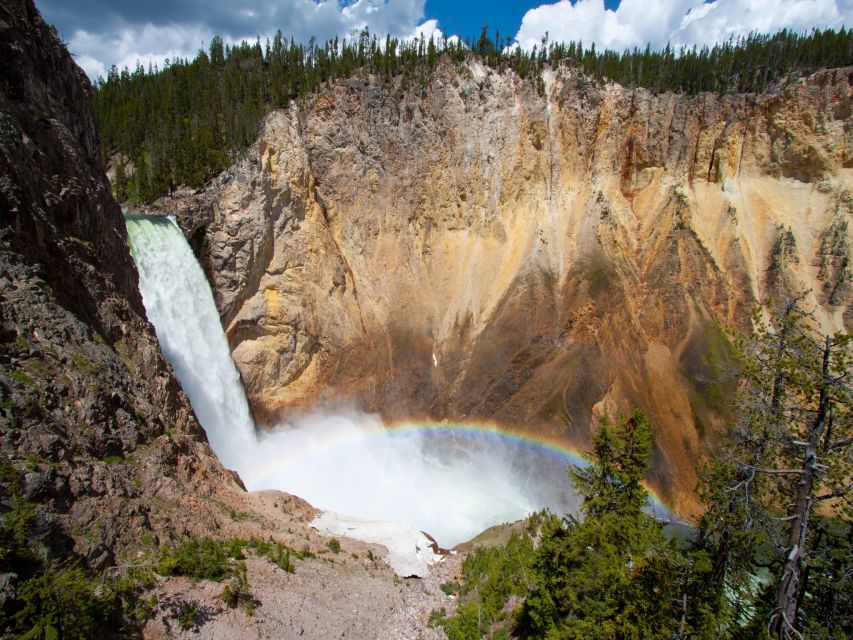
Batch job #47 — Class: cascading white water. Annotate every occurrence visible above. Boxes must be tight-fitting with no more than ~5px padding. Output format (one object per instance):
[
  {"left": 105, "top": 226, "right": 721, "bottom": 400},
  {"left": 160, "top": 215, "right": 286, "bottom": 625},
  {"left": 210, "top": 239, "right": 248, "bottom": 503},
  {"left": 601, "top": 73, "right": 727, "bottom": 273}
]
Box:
[
  {"left": 125, "top": 214, "right": 580, "bottom": 559},
  {"left": 125, "top": 215, "right": 256, "bottom": 469}
]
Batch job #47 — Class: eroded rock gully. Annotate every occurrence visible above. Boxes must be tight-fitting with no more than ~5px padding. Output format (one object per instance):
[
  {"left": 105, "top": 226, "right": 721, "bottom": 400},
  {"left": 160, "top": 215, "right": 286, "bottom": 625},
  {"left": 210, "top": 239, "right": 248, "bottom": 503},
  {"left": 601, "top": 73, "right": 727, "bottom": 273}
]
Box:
[{"left": 154, "top": 64, "right": 853, "bottom": 515}]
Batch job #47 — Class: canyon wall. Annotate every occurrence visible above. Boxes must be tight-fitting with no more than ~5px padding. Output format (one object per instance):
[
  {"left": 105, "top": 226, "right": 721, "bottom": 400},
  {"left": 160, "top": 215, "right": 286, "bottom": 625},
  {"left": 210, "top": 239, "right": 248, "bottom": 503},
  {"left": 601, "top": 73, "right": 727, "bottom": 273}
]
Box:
[{"left": 162, "top": 63, "right": 852, "bottom": 514}]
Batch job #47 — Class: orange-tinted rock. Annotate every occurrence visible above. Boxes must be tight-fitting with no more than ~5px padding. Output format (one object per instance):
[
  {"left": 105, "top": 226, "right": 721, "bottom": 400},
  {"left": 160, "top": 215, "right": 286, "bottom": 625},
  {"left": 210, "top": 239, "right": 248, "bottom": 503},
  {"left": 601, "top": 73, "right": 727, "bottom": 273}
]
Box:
[{"left": 158, "top": 65, "right": 852, "bottom": 517}]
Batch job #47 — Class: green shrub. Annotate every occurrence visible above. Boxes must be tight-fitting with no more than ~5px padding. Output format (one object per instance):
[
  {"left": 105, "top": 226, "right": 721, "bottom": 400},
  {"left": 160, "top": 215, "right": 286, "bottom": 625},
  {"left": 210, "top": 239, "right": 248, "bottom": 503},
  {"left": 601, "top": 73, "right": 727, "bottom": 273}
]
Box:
[
  {"left": 220, "top": 562, "right": 255, "bottom": 615},
  {"left": 108, "top": 566, "right": 157, "bottom": 624},
  {"left": 177, "top": 601, "right": 199, "bottom": 631},
  {"left": 429, "top": 607, "right": 448, "bottom": 628},
  {"left": 441, "top": 532, "right": 534, "bottom": 640},
  {"left": 1, "top": 463, "right": 156, "bottom": 637},
  {"left": 158, "top": 536, "right": 310, "bottom": 583},
  {"left": 12, "top": 563, "right": 112, "bottom": 640},
  {"left": 225, "top": 538, "right": 245, "bottom": 559},
  {"left": 262, "top": 543, "right": 293, "bottom": 573},
  {"left": 157, "top": 538, "right": 233, "bottom": 581},
  {"left": 440, "top": 581, "right": 460, "bottom": 596},
  {"left": 245, "top": 538, "right": 308, "bottom": 571},
  {"left": 70, "top": 353, "right": 94, "bottom": 376},
  {"left": 10, "top": 370, "right": 37, "bottom": 390}
]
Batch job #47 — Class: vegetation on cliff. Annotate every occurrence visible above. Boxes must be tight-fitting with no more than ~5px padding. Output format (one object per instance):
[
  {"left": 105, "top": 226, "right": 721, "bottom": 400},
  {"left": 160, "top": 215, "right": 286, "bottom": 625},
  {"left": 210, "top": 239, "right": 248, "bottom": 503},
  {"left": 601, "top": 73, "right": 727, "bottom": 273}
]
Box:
[
  {"left": 0, "top": 484, "right": 310, "bottom": 638},
  {"left": 92, "top": 27, "right": 852, "bottom": 203},
  {"left": 434, "top": 300, "right": 852, "bottom": 640},
  {"left": 0, "top": 461, "right": 157, "bottom": 637}
]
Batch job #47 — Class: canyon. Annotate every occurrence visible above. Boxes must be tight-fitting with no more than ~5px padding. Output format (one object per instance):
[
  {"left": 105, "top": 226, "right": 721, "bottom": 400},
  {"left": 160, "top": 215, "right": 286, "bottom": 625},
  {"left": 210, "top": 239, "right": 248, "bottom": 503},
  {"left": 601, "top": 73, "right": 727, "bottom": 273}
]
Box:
[
  {"left": 2, "top": 0, "right": 851, "bottom": 633},
  {"left": 149, "top": 63, "right": 852, "bottom": 515}
]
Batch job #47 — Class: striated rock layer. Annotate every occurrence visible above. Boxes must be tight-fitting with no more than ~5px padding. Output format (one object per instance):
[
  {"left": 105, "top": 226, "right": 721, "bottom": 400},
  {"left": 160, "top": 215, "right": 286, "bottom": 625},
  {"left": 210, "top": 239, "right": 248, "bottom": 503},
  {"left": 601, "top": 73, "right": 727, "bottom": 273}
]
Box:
[{"left": 159, "top": 63, "right": 852, "bottom": 515}]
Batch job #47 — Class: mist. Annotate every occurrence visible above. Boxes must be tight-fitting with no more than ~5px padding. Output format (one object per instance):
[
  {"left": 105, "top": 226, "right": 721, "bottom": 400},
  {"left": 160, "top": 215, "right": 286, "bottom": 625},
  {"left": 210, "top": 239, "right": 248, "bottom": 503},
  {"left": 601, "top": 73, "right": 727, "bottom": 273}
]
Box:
[
  {"left": 241, "top": 412, "right": 580, "bottom": 548},
  {"left": 237, "top": 412, "right": 577, "bottom": 548}
]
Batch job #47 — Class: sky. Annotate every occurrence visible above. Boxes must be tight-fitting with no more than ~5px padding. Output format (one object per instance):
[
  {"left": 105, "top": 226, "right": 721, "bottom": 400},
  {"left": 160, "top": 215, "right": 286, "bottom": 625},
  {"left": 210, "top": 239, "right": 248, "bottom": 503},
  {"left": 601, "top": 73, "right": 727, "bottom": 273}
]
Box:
[{"left": 37, "top": 0, "right": 852, "bottom": 81}]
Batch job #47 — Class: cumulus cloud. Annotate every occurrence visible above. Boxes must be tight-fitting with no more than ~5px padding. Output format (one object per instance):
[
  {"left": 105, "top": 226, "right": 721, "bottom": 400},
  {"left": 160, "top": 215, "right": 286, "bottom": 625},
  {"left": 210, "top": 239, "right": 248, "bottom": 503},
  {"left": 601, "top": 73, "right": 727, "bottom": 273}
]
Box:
[
  {"left": 405, "top": 18, "right": 441, "bottom": 41},
  {"left": 67, "top": 23, "right": 215, "bottom": 79},
  {"left": 38, "top": 0, "right": 433, "bottom": 79},
  {"left": 402, "top": 18, "right": 462, "bottom": 46},
  {"left": 514, "top": 0, "right": 851, "bottom": 52}
]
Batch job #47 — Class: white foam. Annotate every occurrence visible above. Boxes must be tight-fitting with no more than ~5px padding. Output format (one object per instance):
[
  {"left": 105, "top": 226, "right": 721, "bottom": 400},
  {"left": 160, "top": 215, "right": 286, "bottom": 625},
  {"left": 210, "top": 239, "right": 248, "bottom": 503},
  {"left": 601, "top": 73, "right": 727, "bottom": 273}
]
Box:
[{"left": 125, "top": 216, "right": 256, "bottom": 469}]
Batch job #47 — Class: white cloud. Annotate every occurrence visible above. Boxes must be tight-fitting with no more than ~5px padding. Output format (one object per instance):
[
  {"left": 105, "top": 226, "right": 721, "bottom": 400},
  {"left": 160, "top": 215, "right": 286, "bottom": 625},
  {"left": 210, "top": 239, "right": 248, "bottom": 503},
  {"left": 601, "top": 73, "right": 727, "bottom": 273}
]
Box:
[
  {"left": 69, "top": 23, "right": 215, "bottom": 80},
  {"left": 72, "top": 53, "right": 109, "bottom": 81},
  {"left": 406, "top": 18, "right": 441, "bottom": 41},
  {"left": 57, "top": 0, "right": 434, "bottom": 80},
  {"left": 514, "top": 0, "right": 851, "bottom": 53},
  {"left": 401, "top": 18, "right": 462, "bottom": 46},
  {"left": 54, "top": 0, "right": 852, "bottom": 80}
]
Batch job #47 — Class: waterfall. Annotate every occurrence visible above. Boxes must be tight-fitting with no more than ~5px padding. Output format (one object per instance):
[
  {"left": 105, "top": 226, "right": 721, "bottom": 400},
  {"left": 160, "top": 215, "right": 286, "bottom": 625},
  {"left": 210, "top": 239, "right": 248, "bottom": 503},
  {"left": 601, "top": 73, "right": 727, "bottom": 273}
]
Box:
[{"left": 124, "top": 215, "right": 256, "bottom": 469}]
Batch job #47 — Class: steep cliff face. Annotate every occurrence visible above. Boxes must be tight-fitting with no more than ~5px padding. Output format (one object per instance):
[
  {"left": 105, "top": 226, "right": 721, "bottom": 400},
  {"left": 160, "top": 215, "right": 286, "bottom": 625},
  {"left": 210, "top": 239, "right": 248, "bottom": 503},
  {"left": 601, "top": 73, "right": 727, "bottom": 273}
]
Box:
[
  {"left": 0, "top": 0, "right": 253, "bottom": 569},
  {"left": 162, "top": 63, "right": 852, "bottom": 513}
]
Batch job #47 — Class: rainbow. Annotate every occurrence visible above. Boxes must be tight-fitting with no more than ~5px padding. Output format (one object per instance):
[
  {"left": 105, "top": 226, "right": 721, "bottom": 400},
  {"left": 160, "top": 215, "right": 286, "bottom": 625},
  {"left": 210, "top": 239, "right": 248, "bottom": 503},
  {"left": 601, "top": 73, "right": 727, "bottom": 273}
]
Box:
[
  {"left": 252, "top": 416, "right": 682, "bottom": 524},
  {"left": 383, "top": 420, "right": 683, "bottom": 523}
]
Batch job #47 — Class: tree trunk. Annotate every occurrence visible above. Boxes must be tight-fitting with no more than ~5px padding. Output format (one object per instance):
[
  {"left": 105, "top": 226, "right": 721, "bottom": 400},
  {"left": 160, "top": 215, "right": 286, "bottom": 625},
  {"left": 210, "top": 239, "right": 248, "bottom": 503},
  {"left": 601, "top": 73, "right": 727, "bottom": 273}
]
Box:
[
  {"left": 712, "top": 312, "right": 792, "bottom": 593},
  {"left": 771, "top": 336, "right": 832, "bottom": 639},
  {"left": 710, "top": 525, "right": 732, "bottom": 590}
]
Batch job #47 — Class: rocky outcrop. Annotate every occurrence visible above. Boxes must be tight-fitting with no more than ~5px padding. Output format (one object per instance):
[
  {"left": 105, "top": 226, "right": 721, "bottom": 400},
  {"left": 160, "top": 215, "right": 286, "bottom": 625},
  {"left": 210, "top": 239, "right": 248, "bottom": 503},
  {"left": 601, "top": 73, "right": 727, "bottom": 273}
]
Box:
[
  {"left": 0, "top": 0, "right": 255, "bottom": 570},
  {"left": 158, "top": 63, "right": 852, "bottom": 515}
]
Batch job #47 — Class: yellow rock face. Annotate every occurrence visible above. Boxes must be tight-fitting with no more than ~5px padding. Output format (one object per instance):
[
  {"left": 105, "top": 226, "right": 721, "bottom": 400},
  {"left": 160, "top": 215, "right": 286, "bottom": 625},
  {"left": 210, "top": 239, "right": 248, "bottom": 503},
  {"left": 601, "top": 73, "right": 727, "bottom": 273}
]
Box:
[{"left": 193, "top": 66, "right": 852, "bottom": 516}]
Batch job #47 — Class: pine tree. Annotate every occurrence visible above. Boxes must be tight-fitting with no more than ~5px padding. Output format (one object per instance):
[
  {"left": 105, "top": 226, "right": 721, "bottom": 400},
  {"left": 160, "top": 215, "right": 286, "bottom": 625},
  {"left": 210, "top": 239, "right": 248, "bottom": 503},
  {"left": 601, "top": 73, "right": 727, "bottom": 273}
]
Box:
[
  {"left": 524, "top": 410, "right": 718, "bottom": 639},
  {"left": 112, "top": 160, "right": 127, "bottom": 201},
  {"left": 701, "top": 296, "right": 852, "bottom": 639}
]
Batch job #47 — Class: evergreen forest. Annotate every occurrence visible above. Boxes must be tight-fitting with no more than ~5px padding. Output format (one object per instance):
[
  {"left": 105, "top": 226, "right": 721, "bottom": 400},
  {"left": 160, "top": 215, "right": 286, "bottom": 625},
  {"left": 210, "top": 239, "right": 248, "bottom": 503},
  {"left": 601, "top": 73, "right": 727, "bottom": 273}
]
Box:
[{"left": 92, "top": 27, "right": 853, "bottom": 204}]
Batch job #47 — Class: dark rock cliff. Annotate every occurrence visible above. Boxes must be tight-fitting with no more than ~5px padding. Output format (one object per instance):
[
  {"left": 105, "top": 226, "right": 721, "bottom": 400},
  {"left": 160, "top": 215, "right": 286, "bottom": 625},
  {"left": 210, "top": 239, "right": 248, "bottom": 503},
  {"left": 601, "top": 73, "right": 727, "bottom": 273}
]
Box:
[{"left": 0, "top": 0, "right": 243, "bottom": 572}]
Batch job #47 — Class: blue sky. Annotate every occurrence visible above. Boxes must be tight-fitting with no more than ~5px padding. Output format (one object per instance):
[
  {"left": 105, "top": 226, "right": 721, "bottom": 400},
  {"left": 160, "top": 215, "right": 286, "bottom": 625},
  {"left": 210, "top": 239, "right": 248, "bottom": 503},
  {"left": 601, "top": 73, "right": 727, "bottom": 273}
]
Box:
[
  {"left": 37, "top": 0, "right": 851, "bottom": 80},
  {"left": 423, "top": 0, "right": 619, "bottom": 42},
  {"left": 425, "top": 1, "right": 551, "bottom": 43}
]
